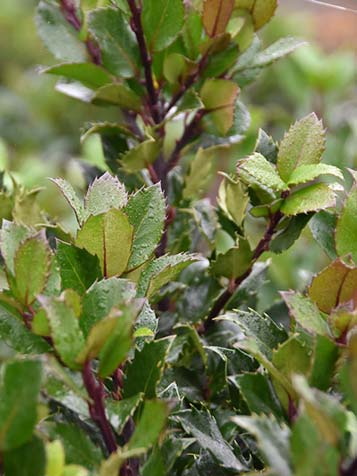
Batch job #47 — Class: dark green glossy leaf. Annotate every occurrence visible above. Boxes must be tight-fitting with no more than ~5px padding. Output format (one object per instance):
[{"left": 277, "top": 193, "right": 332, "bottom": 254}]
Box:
[
  {"left": 309, "top": 211, "right": 337, "bottom": 260},
  {"left": 128, "top": 400, "right": 168, "bottom": 450},
  {"left": 3, "top": 436, "right": 46, "bottom": 476}
]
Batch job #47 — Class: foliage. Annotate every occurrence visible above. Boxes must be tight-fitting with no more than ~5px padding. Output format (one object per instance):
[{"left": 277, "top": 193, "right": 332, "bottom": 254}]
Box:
[{"left": 0, "top": 1, "right": 356, "bottom": 476}]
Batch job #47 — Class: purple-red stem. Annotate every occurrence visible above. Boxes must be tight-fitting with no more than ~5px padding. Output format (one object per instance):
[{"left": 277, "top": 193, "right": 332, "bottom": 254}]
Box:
[{"left": 82, "top": 360, "right": 117, "bottom": 455}]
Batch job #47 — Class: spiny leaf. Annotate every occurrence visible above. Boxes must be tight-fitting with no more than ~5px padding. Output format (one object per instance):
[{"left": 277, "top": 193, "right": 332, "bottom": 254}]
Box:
[
  {"left": 0, "top": 221, "right": 32, "bottom": 274},
  {"left": 137, "top": 254, "right": 201, "bottom": 298},
  {"left": 75, "top": 209, "right": 133, "bottom": 278},
  {"left": 107, "top": 394, "right": 143, "bottom": 434},
  {"left": 202, "top": 0, "right": 234, "bottom": 37},
  {"left": 51, "top": 178, "right": 85, "bottom": 225},
  {"left": 84, "top": 172, "right": 128, "bottom": 218},
  {"left": 281, "top": 184, "right": 335, "bottom": 216},
  {"left": 125, "top": 184, "right": 166, "bottom": 270},
  {"left": 335, "top": 185, "right": 357, "bottom": 263},
  {"left": 142, "top": 0, "right": 185, "bottom": 52},
  {"left": 277, "top": 113, "right": 326, "bottom": 182},
  {"left": 237, "top": 153, "right": 288, "bottom": 192},
  {"left": 287, "top": 164, "right": 343, "bottom": 186}
]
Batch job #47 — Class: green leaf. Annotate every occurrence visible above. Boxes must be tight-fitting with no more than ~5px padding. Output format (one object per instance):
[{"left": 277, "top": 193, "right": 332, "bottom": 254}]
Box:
[
  {"left": 142, "top": 0, "right": 185, "bottom": 52},
  {"left": 80, "top": 277, "right": 135, "bottom": 336},
  {"left": 123, "top": 337, "right": 173, "bottom": 398},
  {"left": 237, "top": 153, "right": 288, "bottom": 192},
  {"left": 137, "top": 254, "right": 200, "bottom": 298},
  {"left": 232, "top": 415, "right": 291, "bottom": 476},
  {"left": 36, "top": 1, "right": 88, "bottom": 62},
  {"left": 217, "top": 175, "right": 249, "bottom": 226},
  {"left": 128, "top": 400, "right": 168, "bottom": 450},
  {"left": 56, "top": 241, "right": 102, "bottom": 295},
  {"left": 92, "top": 83, "right": 142, "bottom": 111},
  {"left": 234, "top": 373, "right": 285, "bottom": 419},
  {"left": 3, "top": 436, "right": 46, "bottom": 476},
  {"left": 251, "top": 0, "right": 278, "bottom": 29},
  {"left": 212, "top": 239, "right": 253, "bottom": 279},
  {"left": 84, "top": 172, "right": 127, "bottom": 218},
  {"left": 0, "top": 221, "right": 32, "bottom": 274},
  {"left": 49, "top": 423, "right": 102, "bottom": 470},
  {"left": 80, "top": 122, "right": 133, "bottom": 144},
  {"left": 201, "top": 79, "right": 239, "bottom": 135},
  {"left": 335, "top": 185, "right": 357, "bottom": 263},
  {"left": 75, "top": 209, "right": 133, "bottom": 278},
  {"left": 126, "top": 184, "right": 166, "bottom": 270},
  {"left": 281, "top": 184, "right": 335, "bottom": 216},
  {"left": 255, "top": 128, "right": 278, "bottom": 164},
  {"left": 272, "top": 336, "right": 311, "bottom": 381},
  {"left": 163, "top": 53, "right": 195, "bottom": 84},
  {"left": 309, "top": 336, "right": 339, "bottom": 391},
  {"left": 270, "top": 214, "right": 312, "bottom": 254},
  {"left": 183, "top": 146, "right": 225, "bottom": 200},
  {"left": 277, "top": 113, "right": 326, "bottom": 182},
  {"left": 42, "top": 63, "right": 112, "bottom": 89},
  {"left": 98, "top": 304, "right": 138, "bottom": 377},
  {"left": 287, "top": 164, "right": 343, "bottom": 186},
  {"left": 179, "top": 408, "right": 246, "bottom": 471},
  {"left": 251, "top": 37, "right": 306, "bottom": 68},
  {"left": 0, "top": 305, "right": 50, "bottom": 354},
  {"left": 46, "top": 440, "right": 65, "bottom": 476},
  {"left": 308, "top": 259, "right": 357, "bottom": 313},
  {"left": 281, "top": 292, "right": 330, "bottom": 336},
  {"left": 107, "top": 393, "right": 143, "bottom": 434},
  {"left": 13, "top": 233, "right": 51, "bottom": 306},
  {"left": 309, "top": 211, "right": 338, "bottom": 260},
  {"left": 40, "top": 295, "right": 85, "bottom": 369},
  {"left": 202, "top": 0, "right": 234, "bottom": 37},
  {"left": 88, "top": 7, "right": 139, "bottom": 78},
  {"left": 0, "top": 359, "right": 42, "bottom": 451},
  {"left": 51, "top": 178, "right": 85, "bottom": 225},
  {"left": 119, "top": 139, "right": 161, "bottom": 173}
]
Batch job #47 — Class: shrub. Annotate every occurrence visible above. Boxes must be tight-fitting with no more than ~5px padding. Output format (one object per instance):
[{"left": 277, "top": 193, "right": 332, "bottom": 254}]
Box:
[{"left": 0, "top": 1, "right": 356, "bottom": 475}]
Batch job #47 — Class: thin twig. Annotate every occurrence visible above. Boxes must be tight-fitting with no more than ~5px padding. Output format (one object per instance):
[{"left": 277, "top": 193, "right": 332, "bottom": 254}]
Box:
[
  {"left": 82, "top": 360, "right": 117, "bottom": 455},
  {"left": 126, "top": 0, "right": 161, "bottom": 124}
]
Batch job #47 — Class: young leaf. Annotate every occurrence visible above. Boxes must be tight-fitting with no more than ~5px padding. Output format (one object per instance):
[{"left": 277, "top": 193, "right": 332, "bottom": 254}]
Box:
[
  {"left": 212, "top": 239, "right": 253, "bottom": 279},
  {"left": 80, "top": 277, "right": 136, "bottom": 336},
  {"left": 201, "top": 79, "right": 239, "bottom": 135},
  {"left": 123, "top": 337, "right": 173, "bottom": 398},
  {"left": 98, "top": 304, "right": 138, "bottom": 378},
  {"left": 255, "top": 128, "right": 278, "bottom": 164},
  {"left": 88, "top": 8, "right": 139, "bottom": 78},
  {"left": 125, "top": 184, "right": 166, "bottom": 270},
  {"left": 217, "top": 176, "right": 249, "bottom": 226},
  {"left": 179, "top": 408, "right": 246, "bottom": 471},
  {"left": 42, "top": 63, "right": 112, "bottom": 89},
  {"left": 128, "top": 400, "right": 168, "bottom": 451},
  {"left": 251, "top": 0, "right": 278, "bottom": 30},
  {"left": 142, "top": 0, "right": 185, "bottom": 52},
  {"left": 272, "top": 336, "right": 311, "bottom": 381},
  {"left": 56, "top": 241, "right": 102, "bottom": 295},
  {"left": 202, "top": 0, "right": 234, "bottom": 37},
  {"left": 281, "top": 292, "right": 330, "bottom": 336},
  {"left": 75, "top": 209, "right": 133, "bottom": 278},
  {"left": 287, "top": 164, "right": 343, "bottom": 186},
  {"left": 335, "top": 185, "right": 357, "bottom": 263},
  {"left": 119, "top": 139, "right": 161, "bottom": 173},
  {"left": 51, "top": 178, "right": 85, "bottom": 225},
  {"left": 13, "top": 233, "right": 51, "bottom": 306},
  {"left": 281, "top": 184, "right": 335, "bottom": 216},
  {"left": 84, "top": 172, "right": 128, "bottom": 218},
  {"left": 40, "top": 295, "right": 85, "bottom": 369},
  {"left": 36, "top": 1, "right": 88, "bottom": 62},
  {"left": 308, "top": 259, "right": 357, "bottom": 313},
  {"left": 0, "top": 360, "right": 42, "bottom": 451},
  {"left": 277, "top": 113, "right": 326, "bottom": 182},
  {"left": 137, "top": 254, "right": 200, "bottom": 298},
  {"left": 237, "top": 153, "right": 288, "bottom": 192},
  {"left": 232, "top": 415, "right": 292, "bottom": 476}
]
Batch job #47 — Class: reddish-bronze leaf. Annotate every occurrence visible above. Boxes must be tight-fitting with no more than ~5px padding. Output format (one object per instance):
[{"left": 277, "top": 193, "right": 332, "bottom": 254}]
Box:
[{"left": 203, "top": 0, "right": 234, "bottom": 37}]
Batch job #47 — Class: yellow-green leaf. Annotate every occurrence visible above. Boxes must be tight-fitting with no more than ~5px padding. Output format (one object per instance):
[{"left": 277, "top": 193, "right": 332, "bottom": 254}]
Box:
[{"left": 335, "top": 186, "right": 357, "bottom": 263}]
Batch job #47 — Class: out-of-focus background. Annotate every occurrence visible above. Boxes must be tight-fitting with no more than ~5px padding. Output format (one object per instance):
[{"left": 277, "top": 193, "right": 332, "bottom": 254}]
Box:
[{"left": 0, "top": 0, "right": 356, "bottom": 309}]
